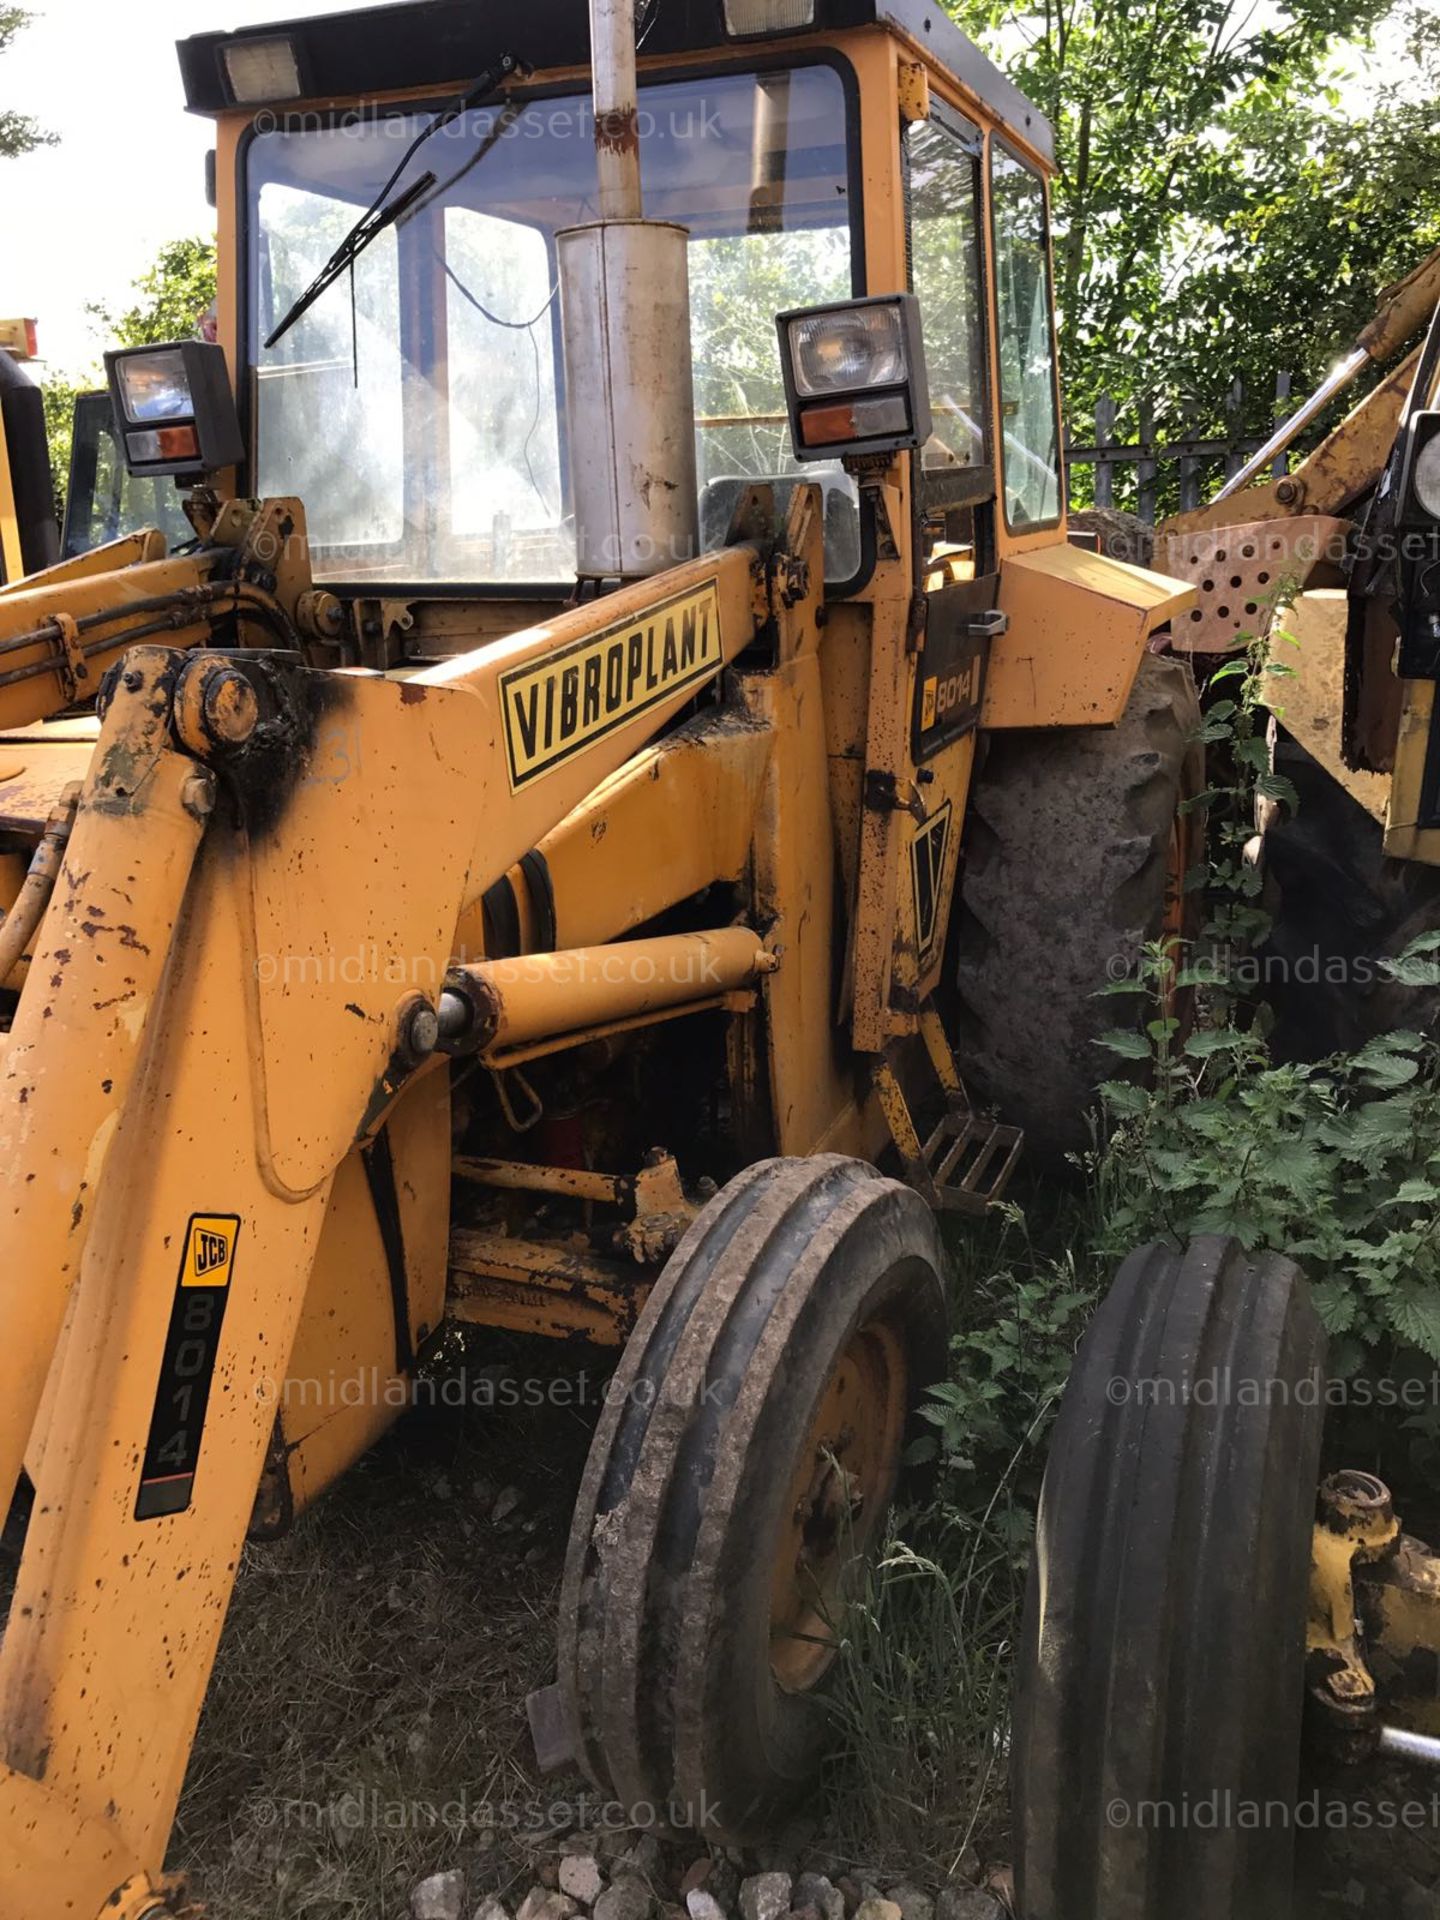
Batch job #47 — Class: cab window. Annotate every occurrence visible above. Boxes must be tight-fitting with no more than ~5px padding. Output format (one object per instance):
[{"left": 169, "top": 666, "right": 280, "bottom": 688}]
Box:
[
  {"left": 907, "top": 107, "right": 987, "bottom": 476},
  {"left": 990, "top": 143, "right": 1061, "bottom": 529},
  {"left": 62, "top": 391, "right": 196, "bottom": 559}
]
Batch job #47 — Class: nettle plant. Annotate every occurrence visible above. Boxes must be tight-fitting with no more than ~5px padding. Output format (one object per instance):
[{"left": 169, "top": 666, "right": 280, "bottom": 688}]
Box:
[
  {"left": 1089, "top": 622, "right": 1440, "bottom": 1377},
  {"left": 1093, "top": 982, "right": 1440, "bottom": 1374}
]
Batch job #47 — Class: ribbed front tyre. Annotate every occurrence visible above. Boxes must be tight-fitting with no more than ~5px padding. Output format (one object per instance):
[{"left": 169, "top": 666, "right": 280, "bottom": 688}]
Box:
[
  {"left": 557, "top": 1154, "right": 948, "bottom": 1843},
  {"left": 1013, "top": 1236, "right": 1326, "bottom": 1920}
]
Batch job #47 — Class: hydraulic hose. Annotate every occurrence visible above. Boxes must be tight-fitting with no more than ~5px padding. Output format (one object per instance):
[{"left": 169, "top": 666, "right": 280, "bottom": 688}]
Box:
[{"left": 0, "top": 782, "right": 80, "bottom": 989}]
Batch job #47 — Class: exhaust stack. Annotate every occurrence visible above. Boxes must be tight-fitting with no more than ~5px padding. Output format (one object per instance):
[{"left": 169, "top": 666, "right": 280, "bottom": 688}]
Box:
[{"left": 558, "top": 0, "right": 699, "bottom": 581}]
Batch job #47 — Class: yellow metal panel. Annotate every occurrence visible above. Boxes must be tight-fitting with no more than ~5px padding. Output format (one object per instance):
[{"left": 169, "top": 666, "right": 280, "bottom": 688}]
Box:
[
  {"left": 3, "top": 530, "right": 167, "bottom": 597},
  {"left": 0, "top": 823, "right": 340, "bottom": 1865},
  {"left": 983, "top": 542, "right": 1197, "bottom": 728},
  {"left": 414, "top": 544, "right": 760, "bottom": 910},
  {"left": 1384, "top": 678, "right": 1440, "bottom": 866},
  {"left": 1270, "top": 591, "right": 1388, "bottom": 822},
  {"left": 246, "top": 674, "right": 481, "bottom": 1196},
  {"left": 0, "top": 1762, "right": 150, "bottom": 1920},
  {"left": 277, "top": 1065, "right": 451, "bottom": 1517},
  {"left": 1155, "top": 513, "right": 1348, "bottom": 656},
  {"left": 0, "top": 400, "right": 22, "bottom": 586},
  {"left": 477, "top": 712, "right": 771, "bottom": 954},
  {"left": 739, "top": 652, "right": 862, "bottom": 1155},
  {"left": 0, "top": 739, "right": 98, "bottom": 835},
  {"left": 0, "top": 676, "right": 487, "bottom": 1879},
  {"left": 0, "top": 653, "right": 210, "bottom": 1517}
]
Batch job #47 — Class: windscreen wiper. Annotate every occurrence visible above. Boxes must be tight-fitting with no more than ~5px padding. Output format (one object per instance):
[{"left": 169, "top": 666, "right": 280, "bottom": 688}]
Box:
[{"left": 264, "top": 52, "right": 526, "bottom": 351}]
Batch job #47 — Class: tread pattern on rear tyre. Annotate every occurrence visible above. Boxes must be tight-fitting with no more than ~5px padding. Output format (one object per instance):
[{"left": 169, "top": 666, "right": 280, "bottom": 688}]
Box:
[
  {"left": 1013, "top": 1235, "right": 1326, "bottom": 1920},
  {"left": 954, "top": 653, "right": 1202, "bottom": 1155},
  {"left": 557, "top": 1154, "right": 947, "bottom": 1843}
]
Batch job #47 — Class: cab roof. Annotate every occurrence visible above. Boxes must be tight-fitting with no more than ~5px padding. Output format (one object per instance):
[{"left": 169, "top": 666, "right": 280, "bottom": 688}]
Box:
[{"left": 177, "top": 0, "right": 1053, "bottom": 164}]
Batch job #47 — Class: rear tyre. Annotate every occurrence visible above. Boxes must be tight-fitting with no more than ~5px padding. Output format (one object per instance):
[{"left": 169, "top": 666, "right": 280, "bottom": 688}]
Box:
[
  {"left": 1260, "top": 727, "right": 1440, "bottom": 1055},
  {"left": 953, "top": 653, "right": 1203, "bottom": 1156},
  {"left": 557, "top": 1154, "right": 948, "bottom": 1842},
  {"left": 1013, "top": 1235, "right": 1326, "bottom": 1920}
]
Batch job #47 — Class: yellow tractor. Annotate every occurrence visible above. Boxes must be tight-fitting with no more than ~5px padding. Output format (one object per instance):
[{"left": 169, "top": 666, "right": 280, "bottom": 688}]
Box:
[{"left": 0, "top": 0, "right": 1399, "bottom": 1916}]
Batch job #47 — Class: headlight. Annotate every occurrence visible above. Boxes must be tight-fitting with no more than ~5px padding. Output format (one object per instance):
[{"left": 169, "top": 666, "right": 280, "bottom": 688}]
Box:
[
  {"left": 117, "top": 349, "right": 193, "bottom": 424},
  {"left": 787, "top": 304, "right": 909, "bottom": 397},
  {"left": 1414, "top": 432, "right": 1440, "bottom": 521},
  {"left": 223, "top": 37, "right": 302, "bottom": 104},
  {"left": 1400, "top": 412, "right": 1440, "bottom": 527},
  {"left": 776, "top": 294, "right": 931, "bottom": 463},
  {"left": 105, "top": 341, "right": 244, "bottom": 478},
  {"left": 722, "top": 0, "right": 815, "bottom": 36}
]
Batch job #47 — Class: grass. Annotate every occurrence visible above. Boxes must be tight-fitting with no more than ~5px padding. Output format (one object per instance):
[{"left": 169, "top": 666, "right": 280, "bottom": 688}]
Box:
[{"left": 819, "top": 1184, "right": 1103, "bottom": 1881}]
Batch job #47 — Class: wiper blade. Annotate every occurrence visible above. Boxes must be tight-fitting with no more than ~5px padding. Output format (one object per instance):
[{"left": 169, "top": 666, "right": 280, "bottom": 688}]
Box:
[
  {"left": 264, "top": 172, "right": 435, "bottom": 349},
  {"left": 264, "top": 51, "right": 526, "bottom": 351}
]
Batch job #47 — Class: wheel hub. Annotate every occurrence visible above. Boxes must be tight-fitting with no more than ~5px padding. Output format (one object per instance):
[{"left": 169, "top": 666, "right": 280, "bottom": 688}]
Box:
[{"left": 768, "top": 1322, "right": 906, "bottom": 1694}]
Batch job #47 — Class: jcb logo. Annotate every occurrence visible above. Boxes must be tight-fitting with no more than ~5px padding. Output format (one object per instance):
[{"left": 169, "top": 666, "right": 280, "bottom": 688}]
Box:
[
  {"left": 181, "top": 1214, "right": 240, "bottom": 1290},
  {"left": 922, "top": 663, "right": 981, "bottom": 731},
  {"left": 910, "top": 801, "right": 954, "bottom": 963},
  {"left": 193, "top": 1230, "right": 229, "bottom": 1277}
]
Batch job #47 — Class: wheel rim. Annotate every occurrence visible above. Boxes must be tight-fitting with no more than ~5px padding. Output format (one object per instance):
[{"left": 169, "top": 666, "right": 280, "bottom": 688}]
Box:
[{"left": 767, "top": 1318, "right": 908, "bottom": 1694}]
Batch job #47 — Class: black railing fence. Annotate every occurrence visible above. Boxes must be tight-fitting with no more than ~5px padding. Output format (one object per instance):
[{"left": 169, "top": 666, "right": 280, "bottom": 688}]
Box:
[{"left": 1065, "top": 372, "right": 1295, "bottom": 523}]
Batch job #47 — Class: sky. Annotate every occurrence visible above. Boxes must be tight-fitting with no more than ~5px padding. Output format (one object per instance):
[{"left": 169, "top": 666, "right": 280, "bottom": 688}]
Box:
[
  {"left": 0, "top": 0, "right": 1415, "bottom": 381},
  {"left": 0, "top": 0, "right": 360, "bottom": 377}
]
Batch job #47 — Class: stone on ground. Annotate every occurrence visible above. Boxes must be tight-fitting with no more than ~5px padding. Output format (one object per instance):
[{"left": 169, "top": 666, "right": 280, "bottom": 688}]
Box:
[
  {"left": 594, "top": 1874, "right": 656, "bottom": 1920},
  {"left": 739, "top": 1873, "right": 793, "bottom": 1920},
  {"left": 559, "top": 1855, "right": 606, "bottom": 1905},
  {"left": 793, "top": 1875, "right": 845, "bottom": 1920},
  {"left": 412, "top": 1872, "right": 467, "bottom": 1920},
  {"left": 934, "top": 1893, "right": 1004, "bottom": 1920}
]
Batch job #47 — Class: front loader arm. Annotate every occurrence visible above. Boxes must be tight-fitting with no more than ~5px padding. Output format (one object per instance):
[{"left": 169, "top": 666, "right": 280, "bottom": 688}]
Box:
[
  {"left": 0, "top": 535, "right": 766, "bottom": 1918},
  {"left": 0, "top": 498, "right": 323, "bottom": 731}
]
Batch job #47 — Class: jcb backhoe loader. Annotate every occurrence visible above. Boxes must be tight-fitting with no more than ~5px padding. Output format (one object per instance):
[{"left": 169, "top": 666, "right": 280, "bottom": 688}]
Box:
[
  {"left": 1150, "top": 246, "right": 1440, "bottom": 1053},
  {"left": 0, "top": 1, "right": 1325, "bottom": 1916}
]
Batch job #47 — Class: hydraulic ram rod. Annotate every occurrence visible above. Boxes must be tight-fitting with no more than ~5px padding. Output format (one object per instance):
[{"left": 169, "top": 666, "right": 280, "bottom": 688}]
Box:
[
  {"left": 1216, "top": 244, "right": 1440, "bottom": 503},
  {"left": 441, "top": 927, "right": 775, "bottom": 1055}
]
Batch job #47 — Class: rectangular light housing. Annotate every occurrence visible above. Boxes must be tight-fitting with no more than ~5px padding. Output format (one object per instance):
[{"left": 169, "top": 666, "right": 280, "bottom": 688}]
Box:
[
  {"left": 723, "top": 0, "right": 815, "bottom": 34},
  {"left": 0, "top": 317, "right": 37, "bottom": 360},
  {"left": 105, "top": 341, "right": 244, "bottom": 479},
  {"left": 1398, "top": 411, "right": 1440, "bottom": 528},
  {"left": 222, "top": 36, "right": 302, "bottom": 104},
  {"left": 776, "top": 293, "right": 931, "bottom": 463}
]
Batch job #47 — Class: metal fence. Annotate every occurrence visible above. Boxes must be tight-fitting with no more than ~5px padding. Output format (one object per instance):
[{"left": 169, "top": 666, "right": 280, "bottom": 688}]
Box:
[{"left": 1064, "top": 372, "right": 1295, "bottom": 522}]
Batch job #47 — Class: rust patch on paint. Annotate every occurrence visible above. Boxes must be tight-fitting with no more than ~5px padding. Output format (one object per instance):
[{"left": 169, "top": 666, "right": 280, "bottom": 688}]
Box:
[{"left": 595, "top": 104, "right": 639, "bottom": 155}]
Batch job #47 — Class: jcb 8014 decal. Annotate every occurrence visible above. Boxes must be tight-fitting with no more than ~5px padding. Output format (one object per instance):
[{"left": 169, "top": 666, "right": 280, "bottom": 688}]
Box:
[{"left": 135, "top": 1213, "right": 241, "bottom": 1521}]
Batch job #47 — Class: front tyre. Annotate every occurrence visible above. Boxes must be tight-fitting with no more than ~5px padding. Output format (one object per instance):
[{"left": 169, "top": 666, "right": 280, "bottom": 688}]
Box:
[{"left": 557, "top": 1154, "right": 948, "bottom": 1843}]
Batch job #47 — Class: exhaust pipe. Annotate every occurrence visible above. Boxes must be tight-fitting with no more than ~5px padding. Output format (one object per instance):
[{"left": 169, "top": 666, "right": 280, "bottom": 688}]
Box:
[{"left": 557, "top": 0, "right": 699, "bottom": 581}]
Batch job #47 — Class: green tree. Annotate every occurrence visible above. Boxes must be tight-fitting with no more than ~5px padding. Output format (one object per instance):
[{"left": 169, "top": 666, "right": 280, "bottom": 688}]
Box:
[
  {"left": 89, "top": 236, "right": 217, "bottom": 349},
  {"left": 0, "top": 6, "right": 53, "bottom": 158},
  {"left": 40, "top": 372, "right": 79, "bottom": 506},
  {"left": 44, "top": 236, "right": 218, "bottom": 514},
  {"left": 947, "top": 0, "right": 1440, "bottom": 498}
]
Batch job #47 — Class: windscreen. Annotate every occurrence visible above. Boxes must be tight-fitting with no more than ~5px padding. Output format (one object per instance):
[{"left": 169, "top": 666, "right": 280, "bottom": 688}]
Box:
[{"left": 245, "top": 64, "right": 860, "bottom": 587}]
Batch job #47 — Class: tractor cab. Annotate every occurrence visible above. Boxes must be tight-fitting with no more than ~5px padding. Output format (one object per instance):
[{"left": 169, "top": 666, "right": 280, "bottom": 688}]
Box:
[{"left": 116, "top": 0, "right": 1070, "bottom": 649}]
